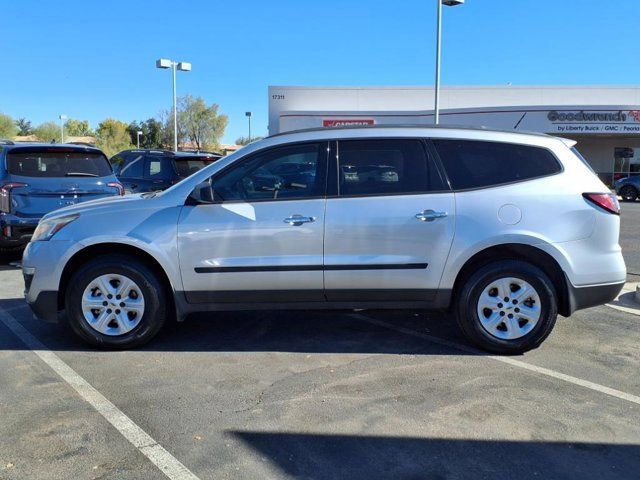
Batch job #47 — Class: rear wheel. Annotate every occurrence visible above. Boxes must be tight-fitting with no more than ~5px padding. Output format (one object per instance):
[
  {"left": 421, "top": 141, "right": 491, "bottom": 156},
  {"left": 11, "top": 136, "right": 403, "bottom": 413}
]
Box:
[
  {"left": 620, "top": 185, "right": 637, "bottom": 202},
  {"left": 65, "top": 255, "right": 167, "bottom": 349},
  {"left": 455, "top": 260, "right": 557, "bottom": 354}
]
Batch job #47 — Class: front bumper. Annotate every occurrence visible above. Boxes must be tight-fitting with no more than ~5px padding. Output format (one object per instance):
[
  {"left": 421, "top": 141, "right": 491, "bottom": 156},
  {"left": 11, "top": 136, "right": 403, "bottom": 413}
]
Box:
[
  {"left": 26, "top": 290, "right": 59, "bottom": 323},
  {"left": 566, "top": 280, "right": 625, "bottom": 315},
  {"left": 23, "top": 239, "right": 77, "bottom": 323}
]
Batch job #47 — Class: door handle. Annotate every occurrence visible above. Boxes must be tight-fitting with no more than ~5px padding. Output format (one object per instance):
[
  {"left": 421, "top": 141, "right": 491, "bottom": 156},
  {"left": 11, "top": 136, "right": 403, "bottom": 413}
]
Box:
[
  {"left": 415, "top": 210, "right": 447, "bottom": 222},
  {"left": 284, "top": 214, "right": 316, "bottom": 226}
]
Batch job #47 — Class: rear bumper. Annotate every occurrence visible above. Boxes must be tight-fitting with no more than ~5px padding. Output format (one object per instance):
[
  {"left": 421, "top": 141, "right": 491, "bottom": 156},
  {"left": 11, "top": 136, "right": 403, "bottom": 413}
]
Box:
[
  {"left": 0, "top": 214, "right": 39, "bottom": 245},
  {"left": 566, "top": 279, "right": 625, "bottom": 315}
]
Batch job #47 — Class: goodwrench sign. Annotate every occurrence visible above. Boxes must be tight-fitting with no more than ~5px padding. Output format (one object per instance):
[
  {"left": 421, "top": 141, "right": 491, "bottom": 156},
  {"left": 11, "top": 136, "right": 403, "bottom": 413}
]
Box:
[{"left": 546, "top": 110, "right": 640, "bottom": 133}]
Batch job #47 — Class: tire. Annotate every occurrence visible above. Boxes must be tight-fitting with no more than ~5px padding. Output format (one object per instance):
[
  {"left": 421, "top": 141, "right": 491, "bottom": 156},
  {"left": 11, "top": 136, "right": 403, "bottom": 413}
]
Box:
[
  {"left": 64, "top": 254, "right": 168, "bottom": 349},
  {"left": 455, "top": 259, "right": 558, "bottom": 354},
  {"left": 619, "top": 185, "right": 637, "bottom": 202}
]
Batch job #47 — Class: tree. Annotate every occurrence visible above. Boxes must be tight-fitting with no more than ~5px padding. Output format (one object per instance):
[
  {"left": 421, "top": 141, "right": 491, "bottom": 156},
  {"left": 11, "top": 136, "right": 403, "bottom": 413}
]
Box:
[
  {"left": 159, "top": 107, "right": 187, "bottom": 149},
  {"left": 33, "top": 121, "right": 61, "bottom": 143},
  {"left": 64, "top": 118, "right": 93, "bottom": 137},
  {"left": 126, "top": 118, "right": 164, "bottom": 149},
  {"left": 0, "top": 113, "right": 17, "bottom": 139},
  {"left": 126, "top": 121, "right": 141, "bottom": 146},
  {"left": 141, "top": 118, "right": 163, "bottom": 149},
  {"left": 235, "top": 135, "right": 264, "bottom": 146},
  {"left": 15, "top": 118, "right": 33, "bottom": 136},
  {"left": 177, "top": 95, "right": 228, "bottom": 151},
  {"left": 95, "top": 118, "right": 133, "bottom": 157}
]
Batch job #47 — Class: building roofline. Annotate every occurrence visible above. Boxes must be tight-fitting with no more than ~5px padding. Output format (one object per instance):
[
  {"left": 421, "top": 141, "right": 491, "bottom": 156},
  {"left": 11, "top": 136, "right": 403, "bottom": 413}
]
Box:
[{"left": 270, "top": 85, "right": 640, "bottom": 91}]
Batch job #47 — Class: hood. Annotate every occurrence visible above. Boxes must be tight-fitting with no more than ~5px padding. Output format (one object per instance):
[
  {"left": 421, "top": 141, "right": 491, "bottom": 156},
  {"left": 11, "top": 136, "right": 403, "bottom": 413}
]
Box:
[{"left": 41, "top": 193, "right": 147, "bottom": 221}]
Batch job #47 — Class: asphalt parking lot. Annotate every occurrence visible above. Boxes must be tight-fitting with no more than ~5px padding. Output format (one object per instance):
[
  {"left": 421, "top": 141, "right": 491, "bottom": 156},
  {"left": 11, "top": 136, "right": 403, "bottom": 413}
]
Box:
[{"left": 1, "top": 204, "right": 640, "bottom": 480}]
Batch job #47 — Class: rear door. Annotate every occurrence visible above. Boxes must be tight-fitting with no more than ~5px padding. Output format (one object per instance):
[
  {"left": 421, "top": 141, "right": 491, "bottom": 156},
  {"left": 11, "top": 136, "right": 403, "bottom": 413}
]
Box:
[
  {"left": 5, "top": 147, "right": 119, "bottom": 216},
  {"left": 323, "top": 138, "right": 455, "bottom": 302},
  {"left": 145, "top": 154, "right": 174, "bottom": 191}
]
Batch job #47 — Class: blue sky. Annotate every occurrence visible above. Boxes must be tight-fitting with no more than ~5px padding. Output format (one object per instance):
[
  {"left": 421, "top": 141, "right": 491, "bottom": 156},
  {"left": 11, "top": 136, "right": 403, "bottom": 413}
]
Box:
[{"left": 2, "top": 0, "right": 638, "bottom": 144}]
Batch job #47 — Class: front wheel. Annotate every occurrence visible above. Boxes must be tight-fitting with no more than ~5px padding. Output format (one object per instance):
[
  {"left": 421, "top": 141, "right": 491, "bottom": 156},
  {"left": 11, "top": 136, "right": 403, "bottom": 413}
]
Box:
[
  {"left": 455, "top": 260, "right": 558, "bottom": 354},
  {"left": 65, "top": 255, "right": 168, "bottom": 349}
]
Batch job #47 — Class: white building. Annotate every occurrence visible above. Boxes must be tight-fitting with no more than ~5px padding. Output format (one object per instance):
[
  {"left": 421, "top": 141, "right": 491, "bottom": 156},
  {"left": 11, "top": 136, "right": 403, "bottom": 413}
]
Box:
[{"left": 268, "top": 85, "right": 640, "bottom": 185}]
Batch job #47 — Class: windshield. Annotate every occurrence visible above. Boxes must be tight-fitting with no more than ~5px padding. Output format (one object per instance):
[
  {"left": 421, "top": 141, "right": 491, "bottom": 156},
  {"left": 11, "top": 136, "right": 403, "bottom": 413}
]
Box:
[
  {"left": 174, "top": 157, "right": 217, "bottom": 178},
  {"left": 7, "top": 149, "right": 113, "bottom": 178}
]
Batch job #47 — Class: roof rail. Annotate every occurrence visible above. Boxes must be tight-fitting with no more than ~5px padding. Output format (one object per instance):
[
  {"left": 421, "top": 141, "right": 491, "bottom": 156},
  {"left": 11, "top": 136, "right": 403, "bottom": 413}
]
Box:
[
  {"left": 0, "top": 139, "right": 15, "bottom": 145},
  {"left": 268, "top": 123, "right": 552, "bottom": 139}
]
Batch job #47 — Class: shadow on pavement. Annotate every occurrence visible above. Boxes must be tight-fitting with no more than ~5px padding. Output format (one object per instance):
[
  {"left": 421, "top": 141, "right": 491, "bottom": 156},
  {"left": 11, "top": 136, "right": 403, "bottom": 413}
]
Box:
[
  {"left": 0, "top": 250, "right": 22, "bottom": 271},
  {"left": 0, "top": 296, "right": 475, "bottom": 356},
  {"left": 231, "top": 430, "right": 640, "bottom": 480}
]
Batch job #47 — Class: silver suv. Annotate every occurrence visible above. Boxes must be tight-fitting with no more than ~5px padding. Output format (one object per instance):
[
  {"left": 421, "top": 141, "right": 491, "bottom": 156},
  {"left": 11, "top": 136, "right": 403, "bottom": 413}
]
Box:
[{"left": 22, "top": 126, "right": 626, "bottom": 353}]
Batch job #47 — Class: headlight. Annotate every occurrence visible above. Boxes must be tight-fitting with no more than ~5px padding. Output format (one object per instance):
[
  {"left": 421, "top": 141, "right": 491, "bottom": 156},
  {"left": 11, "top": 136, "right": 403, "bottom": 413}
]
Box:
[{"left": 31, "top": 214, "right": 79, "bottom": 242}]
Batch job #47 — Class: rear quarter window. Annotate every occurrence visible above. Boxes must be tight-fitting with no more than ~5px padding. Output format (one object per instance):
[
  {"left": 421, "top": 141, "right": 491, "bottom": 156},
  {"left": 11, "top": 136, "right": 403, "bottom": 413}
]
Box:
[{"left": 432, "top": 139, "right": 562, "bottom": 190}]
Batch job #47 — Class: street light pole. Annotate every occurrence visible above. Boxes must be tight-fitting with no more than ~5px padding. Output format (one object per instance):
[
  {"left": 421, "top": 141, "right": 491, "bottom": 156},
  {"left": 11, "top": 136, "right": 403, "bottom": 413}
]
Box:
[
  {"left": 58, "top": 115, "right": 67, "bottom": 143},
  {"left": 434, "top": 0, "right": 443, "bottom": 125},
  {"left": 136, "top": 130, "right": 143, "bottom": 149},
  {"left": 434, "top": 0, "right": 464, "bottom": 125},
  {"left": 246, "top": 112, "right": 252, "bottom": 143},
  {"left": 156, "top": 58, "right": 191, "bottom": 152},
  {"left": 172, "top": 63, "right": 177, "bottom": 152}
]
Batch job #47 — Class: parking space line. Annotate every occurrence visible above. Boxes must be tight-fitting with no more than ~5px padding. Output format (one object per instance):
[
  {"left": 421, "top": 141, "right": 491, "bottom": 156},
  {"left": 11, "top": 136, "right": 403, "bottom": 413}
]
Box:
[
  {"left": 0, "top": 309, "right": 201, "bottom": 480},
  {"left": 351, "top": 313, "right": 640, "bottom": 406}
]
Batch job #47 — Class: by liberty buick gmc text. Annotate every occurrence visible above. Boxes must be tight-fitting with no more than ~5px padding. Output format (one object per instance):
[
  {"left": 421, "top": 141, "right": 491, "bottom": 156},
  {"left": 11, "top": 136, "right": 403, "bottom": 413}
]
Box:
[{"left": 22, "top": 126, "right": 626, "bottom": 354}]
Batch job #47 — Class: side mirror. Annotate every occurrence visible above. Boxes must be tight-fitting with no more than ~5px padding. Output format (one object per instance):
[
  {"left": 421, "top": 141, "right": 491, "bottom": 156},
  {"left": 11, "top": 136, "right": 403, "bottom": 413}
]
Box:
[{"left": 189, "top": 179, "right": 215, "bottom": 204}]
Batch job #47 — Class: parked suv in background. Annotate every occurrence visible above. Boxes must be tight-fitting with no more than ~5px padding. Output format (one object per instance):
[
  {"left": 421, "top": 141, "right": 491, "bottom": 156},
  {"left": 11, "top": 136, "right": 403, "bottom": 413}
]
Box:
[
  {"left": 23, "top": 126, "right": 626, "bottom": 353},
  {"left": 0, "top": 142, "right": 122, "bottom": 252},
  {"left": 110, "top": 149, "right": 221, "bottom": 193},
  {"left": 614, "top": 175, "right": 640, "bottom": 202}
]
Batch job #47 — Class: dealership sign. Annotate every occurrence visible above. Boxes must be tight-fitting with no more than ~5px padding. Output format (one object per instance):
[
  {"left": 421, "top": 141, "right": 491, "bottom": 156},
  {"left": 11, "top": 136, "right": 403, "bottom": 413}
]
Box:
[
  {"left": 546, "top": 110, "right": 640, "bottom": 133},
  {"left": 323, "top": 119, "right": 375, "bottom": 127}
]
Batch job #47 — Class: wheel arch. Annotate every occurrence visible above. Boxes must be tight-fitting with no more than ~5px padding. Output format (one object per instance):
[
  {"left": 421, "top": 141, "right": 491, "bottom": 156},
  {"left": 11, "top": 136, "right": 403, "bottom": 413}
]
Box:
[
  {"left": 450, "top": 243, "right": 571, "bottom": 317},
  {"left": 58, "top": 242, "right": 176, "bottom": 315},
  {"left": 619, "top": 183, "right": 639, "bottom": 197}
]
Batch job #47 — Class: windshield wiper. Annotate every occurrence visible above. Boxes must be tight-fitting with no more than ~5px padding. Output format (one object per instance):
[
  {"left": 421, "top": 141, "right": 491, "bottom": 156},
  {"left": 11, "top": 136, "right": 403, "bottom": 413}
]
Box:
[{"left": 65, "top": 172, "right": 98, "bottom": 177}]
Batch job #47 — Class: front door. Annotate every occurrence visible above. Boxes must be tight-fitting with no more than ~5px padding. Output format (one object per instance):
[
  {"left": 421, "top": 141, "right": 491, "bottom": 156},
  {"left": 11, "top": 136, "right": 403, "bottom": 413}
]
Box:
[
  {"left": 178, "top": 142, "right": 328, "bottom": 303},
  {"left": 324, "top": 138, "right": 455, "bottom": 302}
]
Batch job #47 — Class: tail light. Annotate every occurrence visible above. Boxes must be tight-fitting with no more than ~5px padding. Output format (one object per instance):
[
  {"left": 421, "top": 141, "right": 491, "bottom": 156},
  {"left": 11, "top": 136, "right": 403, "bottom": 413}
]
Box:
[
  {"left": 107, "top": 182, "right": 125, "bottom": 196},
  {"left": 583, "top": 192, "right": 620, "bottom": 215},
  {"left": 0, "top": 182, "right": 28, "bottom": 213}
]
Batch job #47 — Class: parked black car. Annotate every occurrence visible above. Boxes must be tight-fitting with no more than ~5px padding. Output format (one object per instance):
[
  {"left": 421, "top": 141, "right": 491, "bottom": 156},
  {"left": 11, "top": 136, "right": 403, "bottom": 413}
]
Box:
[
  {"left": 614, "top": 175, "right": 640, "bottom": 202},
  {"left": 110, "top": 149, "right": 222, "bottom": 193}
]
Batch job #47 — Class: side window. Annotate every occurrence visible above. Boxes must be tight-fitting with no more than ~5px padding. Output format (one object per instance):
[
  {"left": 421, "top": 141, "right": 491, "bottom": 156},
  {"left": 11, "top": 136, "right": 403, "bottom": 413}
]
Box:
[
  {"left": 119, "top": 154, "right": 144, "bottom": 178},
  {"left": 432, "top": 139, "right": 562, "bottom": 190},
  {"left": 110, "top": 154, "right": 124, "bottom": 174},
  {"left": 145, "top": 156, "right": 173, "bottom": 179},
  {"left": 212, "top": 143, "right": 326, "bottom": 202},
  {"left": 336, "top": 139, "right": 445, "bottom": 196}
]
